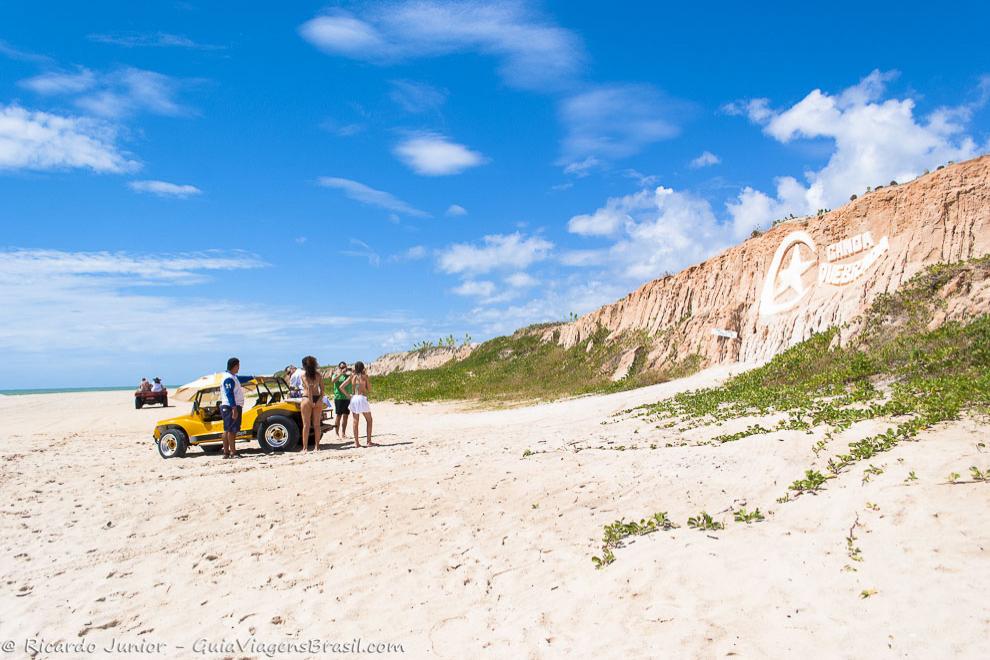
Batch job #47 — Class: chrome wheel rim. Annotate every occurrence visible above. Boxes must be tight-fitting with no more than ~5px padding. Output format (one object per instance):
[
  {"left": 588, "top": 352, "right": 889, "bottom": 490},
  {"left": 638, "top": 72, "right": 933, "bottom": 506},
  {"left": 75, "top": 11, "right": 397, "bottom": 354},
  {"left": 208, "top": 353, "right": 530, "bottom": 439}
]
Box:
[
  {"left": 265, "top": 423, "right": 289, "bottom": 448},
  {"left": 160, "top": 432, "right": 178, "bottom": 457}
]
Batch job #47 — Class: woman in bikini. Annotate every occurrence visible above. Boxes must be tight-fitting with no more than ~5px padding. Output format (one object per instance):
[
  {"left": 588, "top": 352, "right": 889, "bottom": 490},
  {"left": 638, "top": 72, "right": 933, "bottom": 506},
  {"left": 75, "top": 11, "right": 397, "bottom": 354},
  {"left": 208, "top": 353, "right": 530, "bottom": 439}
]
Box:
[
  {"left": 339, "top": 361, "right": 373, "bottom": 448},
  {"left": 299, "top": 355, "right": 324, "bottom": 453}
]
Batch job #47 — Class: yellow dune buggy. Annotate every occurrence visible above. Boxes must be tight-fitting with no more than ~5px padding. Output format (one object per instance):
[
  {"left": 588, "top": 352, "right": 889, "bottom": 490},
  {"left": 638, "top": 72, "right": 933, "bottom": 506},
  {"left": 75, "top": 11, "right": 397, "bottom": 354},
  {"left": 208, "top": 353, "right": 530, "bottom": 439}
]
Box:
[{"left": 152, "top": 374, "right": 331, "bottom": 458}]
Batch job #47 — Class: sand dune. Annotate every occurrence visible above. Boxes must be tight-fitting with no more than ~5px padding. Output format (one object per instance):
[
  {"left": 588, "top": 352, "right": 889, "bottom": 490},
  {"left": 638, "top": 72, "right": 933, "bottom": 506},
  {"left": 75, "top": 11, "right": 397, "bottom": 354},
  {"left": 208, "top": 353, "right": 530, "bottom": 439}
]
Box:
[{"left": 1, "top": 368, "right": 988, "bottom": 659}]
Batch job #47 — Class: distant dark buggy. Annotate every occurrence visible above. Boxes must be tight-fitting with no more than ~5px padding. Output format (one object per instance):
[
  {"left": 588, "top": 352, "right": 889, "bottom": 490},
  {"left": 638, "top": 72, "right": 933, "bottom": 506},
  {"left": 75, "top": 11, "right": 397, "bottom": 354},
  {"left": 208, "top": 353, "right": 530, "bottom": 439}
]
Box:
[{"left": 135, "top": 389, "right": 168, "bottom": 409}]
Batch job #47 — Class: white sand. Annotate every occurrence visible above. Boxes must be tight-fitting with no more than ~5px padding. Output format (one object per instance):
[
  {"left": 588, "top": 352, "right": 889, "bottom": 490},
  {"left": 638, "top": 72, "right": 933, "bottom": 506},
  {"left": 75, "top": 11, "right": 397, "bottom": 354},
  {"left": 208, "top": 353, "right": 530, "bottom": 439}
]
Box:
[{"left": 1, "top": 365, "right": 988, "bottom": 659}]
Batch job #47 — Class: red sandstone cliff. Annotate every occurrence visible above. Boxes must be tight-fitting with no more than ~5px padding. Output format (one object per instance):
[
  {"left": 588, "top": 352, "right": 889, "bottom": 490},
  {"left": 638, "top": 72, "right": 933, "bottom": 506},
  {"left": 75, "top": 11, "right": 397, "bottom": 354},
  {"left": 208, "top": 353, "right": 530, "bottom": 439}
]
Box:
[{"left": 556, "top": 155, "right": 990, "bottom": 370}]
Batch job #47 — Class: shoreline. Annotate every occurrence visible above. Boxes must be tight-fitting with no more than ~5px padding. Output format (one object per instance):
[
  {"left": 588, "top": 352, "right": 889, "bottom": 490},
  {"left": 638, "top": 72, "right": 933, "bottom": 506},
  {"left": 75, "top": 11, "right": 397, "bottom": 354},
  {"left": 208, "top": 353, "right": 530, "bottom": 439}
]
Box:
[{"left": 0, "top": 386, "right": 134, "bottom": 396}]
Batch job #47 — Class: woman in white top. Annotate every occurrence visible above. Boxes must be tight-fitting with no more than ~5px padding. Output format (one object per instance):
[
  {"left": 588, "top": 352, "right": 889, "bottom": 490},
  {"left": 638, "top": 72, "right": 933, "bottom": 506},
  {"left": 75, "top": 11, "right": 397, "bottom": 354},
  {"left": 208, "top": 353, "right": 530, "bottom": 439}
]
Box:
[{"left": 338, "top": 361, "right": 373, "bottom": 448}]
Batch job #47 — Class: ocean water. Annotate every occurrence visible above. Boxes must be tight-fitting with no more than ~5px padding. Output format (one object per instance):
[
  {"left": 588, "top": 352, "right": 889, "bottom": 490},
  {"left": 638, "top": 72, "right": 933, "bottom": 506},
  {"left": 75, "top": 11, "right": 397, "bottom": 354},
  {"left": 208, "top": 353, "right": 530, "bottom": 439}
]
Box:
[{"left": 0, "top": 386, "right": 134, "bottom": 396}]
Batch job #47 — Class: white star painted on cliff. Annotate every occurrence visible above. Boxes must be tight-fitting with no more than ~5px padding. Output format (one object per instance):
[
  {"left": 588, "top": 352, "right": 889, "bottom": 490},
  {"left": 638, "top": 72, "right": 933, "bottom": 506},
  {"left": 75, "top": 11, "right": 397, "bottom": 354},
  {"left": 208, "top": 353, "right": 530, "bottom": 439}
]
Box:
[{"left": 774, "top": 244, "right": 815, "bottom": 298}]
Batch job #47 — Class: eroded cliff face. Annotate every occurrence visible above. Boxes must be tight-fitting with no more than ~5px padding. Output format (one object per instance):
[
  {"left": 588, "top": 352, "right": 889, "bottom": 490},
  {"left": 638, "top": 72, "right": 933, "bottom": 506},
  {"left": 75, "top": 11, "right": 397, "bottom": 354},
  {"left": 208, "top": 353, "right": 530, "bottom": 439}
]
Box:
[
  {"left": 557, "top": 155, "right": 990, "bottom": 371},
  {"left": 368, "top": 345, "right": 476, "bottom": 376}
]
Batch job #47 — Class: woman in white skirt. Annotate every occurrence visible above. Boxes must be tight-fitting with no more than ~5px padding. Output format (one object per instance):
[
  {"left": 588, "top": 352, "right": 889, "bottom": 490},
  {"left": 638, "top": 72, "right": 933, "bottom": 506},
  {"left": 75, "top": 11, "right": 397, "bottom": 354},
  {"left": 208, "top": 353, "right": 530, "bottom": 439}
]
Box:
[{"left": 339, "top": 361, "right": 374, "bottom": 448}]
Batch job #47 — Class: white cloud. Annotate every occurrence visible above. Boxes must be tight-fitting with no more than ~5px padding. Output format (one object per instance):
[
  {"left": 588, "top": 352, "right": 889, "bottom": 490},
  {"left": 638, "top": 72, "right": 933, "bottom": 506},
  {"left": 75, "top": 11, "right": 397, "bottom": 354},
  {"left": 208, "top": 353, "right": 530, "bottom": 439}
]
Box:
[
  {"left": 388, "top": 245, "right": 428, "bottom": 263},
  {"left": 318, "top": 176, "right": 430, "bottom": 217},
  {"left": 389, "top": 79, "right": 447, "bottom": 113},
  {"left": 559, "top": 248, "right": 607, "bottom": 267},
  {"left": 437, "top": 232, "right": 553, "bottom": 275},
  {"left": 567, "top": 186, "right": 730, "bottom": 282},
  {"left": 340, "top": 239, "right": 381, "bottom": 267},
  {"left": 19, "top": 68, "right": 96, "bottom": 94},
  {"left": 87, "top": 32, "right": 224, "bottom": 50},
  {"left": 299, "top": 1, "right": 583, "bottom": 91},
  {"left": 559, "top": 84, "right": 681, "bottom": 168},
  {"left": 0, "top": 39, "right": 53, "bottom": 64},
  {"left": 128, "top": 180, "right": 202, "bottom": 198},
  {"left": 567, "top": 189, "right": 650, "bottom": 237},
  {"left": 0, "top": 104, "right": 137, "bottom": 173},
  {"left": 460, "top": 275, "right": 625, "bottom": 335},
  {"left": 725, "top": 70, "right": 983, "bottom": 237},
  {"left": 689, "top": 150, "right": 720, "bottom": 168},
  {"left": 721, "top": 98, "right": 773, "bottom": 123},
  {"left": 445, "top": 204, "right": 468, "bottom": 217},
  {"left": 563, "top": 156, "right": 600, "bottom": 177},
  {"left": 0, "top": 248, "right": 409, "bottom": 383},
  {"left": 320, "top": 118, "right": 366, "bottom": 137},
  {"left": 20, "top": 67, "right": 189, "bottom": 118},
  {"left": 394, "top": 133, "right": 486, "bottom": 176},
  {"left": 623, "top": 169, "right": 660, "bottom": 187},
  {"left": 452, "top": 280, "right": 496, "bottom": 298},
  {"left": 505, "top": 272, "right": 537, "bottom": 288},
  {"left": 405, "top": 245, "right": 428, "bottom": 260},
  {"left": 609, "top": 187, "right": 728, "bottom": 281}
]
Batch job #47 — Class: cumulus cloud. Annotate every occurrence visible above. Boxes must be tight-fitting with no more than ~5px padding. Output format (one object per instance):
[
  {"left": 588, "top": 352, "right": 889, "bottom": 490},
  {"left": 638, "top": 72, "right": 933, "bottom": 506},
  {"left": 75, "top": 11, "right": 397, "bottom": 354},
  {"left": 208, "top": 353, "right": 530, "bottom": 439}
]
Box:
[
  {"left": 559, "top": 84, "right": 682, "bottom": 168},
  {"left": 568, "top": 186, "right": 729, "bottom": 282},
  {"left": 437, "top": 232, "right": 552, "bottom": 275},
  {"left": 299, "top": 1, "right": 583, "bottom": 91},
  {"left": 567, "top": 189, "right": 651, "bottom": 237},
  {"left": 445, "top": 204, "right": 468, "bottom": 217},
  {"left": 20, "top": 66, "right": 190, "bottom": 118},
  {"left": 128, "top": 180, "right": 202, "bottom": 198},
  {"left": 725, "top": 70, "right": 984, "bottom": 237},
  {"left": 318, "top": 176, "right": 430, "bottom": 217},
  {"left": 689, "top": 150, "right": 720, "bottom": 168},
  {"left": 0, "top": 104, "right": 137, "bottom": 173},
  {"left": 393, "top": 133, "right": 486, "bottom": 176}
]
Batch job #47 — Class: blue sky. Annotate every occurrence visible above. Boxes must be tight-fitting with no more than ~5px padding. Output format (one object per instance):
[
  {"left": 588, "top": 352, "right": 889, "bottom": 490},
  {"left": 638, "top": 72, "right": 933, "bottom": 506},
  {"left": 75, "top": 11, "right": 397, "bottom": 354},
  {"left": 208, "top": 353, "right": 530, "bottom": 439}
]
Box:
[{"left": 1, "top": 1, "right": 988, "bottom": 388}]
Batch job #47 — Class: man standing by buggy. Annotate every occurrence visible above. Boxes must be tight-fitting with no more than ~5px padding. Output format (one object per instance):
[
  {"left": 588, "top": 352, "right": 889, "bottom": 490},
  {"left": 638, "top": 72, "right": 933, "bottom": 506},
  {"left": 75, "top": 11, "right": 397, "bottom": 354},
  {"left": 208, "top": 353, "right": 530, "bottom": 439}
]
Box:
[{"left": 221, "top": 357, "right": 249, "bottom": 459}]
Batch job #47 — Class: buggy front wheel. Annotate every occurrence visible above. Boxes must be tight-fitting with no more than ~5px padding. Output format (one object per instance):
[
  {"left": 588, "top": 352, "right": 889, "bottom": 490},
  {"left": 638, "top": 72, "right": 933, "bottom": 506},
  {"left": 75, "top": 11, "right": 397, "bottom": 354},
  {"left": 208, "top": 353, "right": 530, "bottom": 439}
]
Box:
[
  {"left": 258, "top": 416, "right": 299, "bottom": 453},
  {"left": 158, "top": 428, "right": 188, "bottom": 459}
]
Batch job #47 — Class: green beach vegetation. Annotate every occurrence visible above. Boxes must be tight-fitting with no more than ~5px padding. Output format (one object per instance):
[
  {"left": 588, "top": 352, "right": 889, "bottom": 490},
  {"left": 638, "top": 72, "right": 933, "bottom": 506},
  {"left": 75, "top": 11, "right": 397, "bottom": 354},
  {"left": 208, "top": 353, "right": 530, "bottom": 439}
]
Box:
[
  {"left": 635, "top": 256, "right": 990, "bottom": 481},
  {"left": 373, "top": 323, "right": 701, "bottom": 404},
  {"left": 594, "top": 256, "right": 990, "bottom": 567}
]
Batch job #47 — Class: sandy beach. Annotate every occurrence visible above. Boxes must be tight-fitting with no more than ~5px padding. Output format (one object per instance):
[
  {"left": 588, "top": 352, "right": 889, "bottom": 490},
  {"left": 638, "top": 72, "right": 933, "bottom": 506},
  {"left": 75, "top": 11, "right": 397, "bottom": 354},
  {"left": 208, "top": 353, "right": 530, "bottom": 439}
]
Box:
[{"left": 1, "top": 367, "right": 988, "bottom": 659}]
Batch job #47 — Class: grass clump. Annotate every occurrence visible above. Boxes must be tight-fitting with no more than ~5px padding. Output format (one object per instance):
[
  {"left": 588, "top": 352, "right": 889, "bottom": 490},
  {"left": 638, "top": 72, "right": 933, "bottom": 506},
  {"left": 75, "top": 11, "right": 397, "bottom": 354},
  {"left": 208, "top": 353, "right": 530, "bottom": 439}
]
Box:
[
  {"left": 791, "top": 469, "right": 830, "bottom": 493},
  {"left": 686, "top": 511, "right": 724, "bottom": 531},
  {"left": 733, "top": 507, "right": 765, "bottom": 523},
  {"left": 592, "top": 513, "right": 678, "bottom": 569}
]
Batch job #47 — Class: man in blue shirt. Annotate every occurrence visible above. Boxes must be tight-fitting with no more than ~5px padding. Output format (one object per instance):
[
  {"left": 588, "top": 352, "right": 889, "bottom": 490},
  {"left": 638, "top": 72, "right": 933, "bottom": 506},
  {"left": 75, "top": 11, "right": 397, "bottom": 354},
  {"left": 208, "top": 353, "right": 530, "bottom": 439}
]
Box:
[{"left": 220, "top": 357, "right": 247, "bottom": 459}]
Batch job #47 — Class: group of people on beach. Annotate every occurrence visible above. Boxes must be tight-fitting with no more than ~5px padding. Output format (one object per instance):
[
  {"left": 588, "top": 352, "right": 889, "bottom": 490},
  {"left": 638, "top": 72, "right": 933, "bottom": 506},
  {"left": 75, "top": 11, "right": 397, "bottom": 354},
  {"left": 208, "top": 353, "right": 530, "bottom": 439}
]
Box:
[
  {"left": 283, "top": 357, "right": 374, "bottom": 451},
  {"left": 218, "top": 356, "right": 373, "bottom": 459}
]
